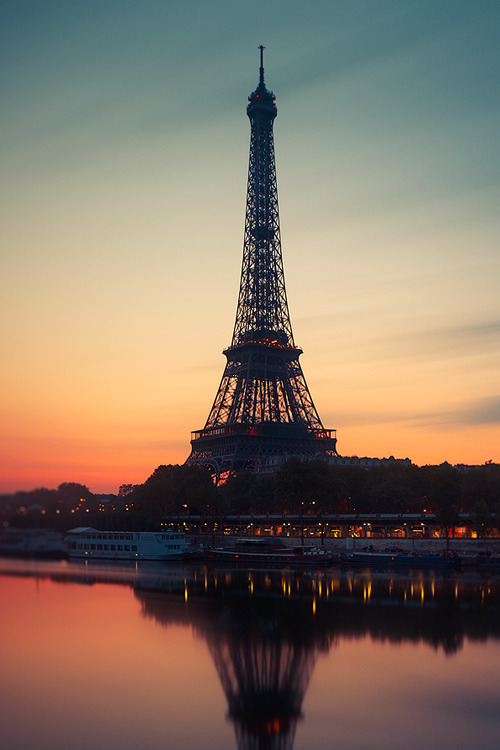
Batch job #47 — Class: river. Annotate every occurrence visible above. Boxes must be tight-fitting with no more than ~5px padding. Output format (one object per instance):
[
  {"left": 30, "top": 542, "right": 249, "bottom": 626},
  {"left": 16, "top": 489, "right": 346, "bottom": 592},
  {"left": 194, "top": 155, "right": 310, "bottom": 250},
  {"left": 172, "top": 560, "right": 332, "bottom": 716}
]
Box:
[{"left": 1, "top": 558, "right": 499, "bottom": 750}]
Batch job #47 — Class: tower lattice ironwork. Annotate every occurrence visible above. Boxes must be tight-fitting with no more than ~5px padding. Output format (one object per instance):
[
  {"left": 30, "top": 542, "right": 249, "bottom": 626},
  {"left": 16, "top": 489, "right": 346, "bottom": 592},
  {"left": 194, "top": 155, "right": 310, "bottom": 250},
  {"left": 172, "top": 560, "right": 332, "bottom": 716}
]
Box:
[{"left": 187, "top": 48, "right": 338, "bottom": 480}]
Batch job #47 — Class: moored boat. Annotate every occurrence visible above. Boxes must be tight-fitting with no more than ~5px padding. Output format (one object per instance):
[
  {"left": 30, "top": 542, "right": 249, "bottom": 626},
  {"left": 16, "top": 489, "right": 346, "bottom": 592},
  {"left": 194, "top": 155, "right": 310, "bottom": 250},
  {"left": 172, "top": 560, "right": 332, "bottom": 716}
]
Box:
[
  {"left": 0, "top": 528, "right": 67, "bottom": 558},
  {"left": 460, "top": 552, "right": 500, "bottom": 569},
  {"left": 65, "top": 527, "right": 191, "bottom": 561},
  {"left": 204, "top": 539, "right": 337, "bottom": 566}
]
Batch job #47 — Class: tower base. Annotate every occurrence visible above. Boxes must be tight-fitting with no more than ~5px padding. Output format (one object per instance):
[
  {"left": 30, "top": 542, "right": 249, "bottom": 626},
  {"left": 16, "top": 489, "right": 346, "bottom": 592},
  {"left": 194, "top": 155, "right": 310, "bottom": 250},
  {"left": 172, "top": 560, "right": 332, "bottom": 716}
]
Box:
[{"left": 186, "top": 422, "right": 338, "bottom": 481}]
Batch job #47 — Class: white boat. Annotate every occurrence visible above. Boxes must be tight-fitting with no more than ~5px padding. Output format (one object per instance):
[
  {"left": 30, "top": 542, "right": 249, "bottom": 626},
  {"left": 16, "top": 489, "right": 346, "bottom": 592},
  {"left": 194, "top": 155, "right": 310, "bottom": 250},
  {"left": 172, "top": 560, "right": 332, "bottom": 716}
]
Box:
[{"left": 65, "top": 527, "right": 191, "bottom": 561}]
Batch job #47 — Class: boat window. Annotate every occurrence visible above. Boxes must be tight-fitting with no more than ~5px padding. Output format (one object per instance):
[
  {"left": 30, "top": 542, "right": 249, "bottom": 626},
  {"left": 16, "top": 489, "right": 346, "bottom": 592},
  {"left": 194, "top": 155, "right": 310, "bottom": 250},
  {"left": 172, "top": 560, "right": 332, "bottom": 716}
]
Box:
[
  {"left": 132, "top": 545, "right": 137, "bottom": 551},
  {"left": 111, "top": 545, "right": 116, "bottom": 551},
  {"left": 118, "top": 545, "right": 123, "bottom": 551},
  {"left": 124, "top": 545, "right": 130, "bottom": 551},
  {"left": 97, "top": 545, "right": 102, "bottom": 550},
  {"left": 104, "top": 545, "right": 109, "bottom": 550}
]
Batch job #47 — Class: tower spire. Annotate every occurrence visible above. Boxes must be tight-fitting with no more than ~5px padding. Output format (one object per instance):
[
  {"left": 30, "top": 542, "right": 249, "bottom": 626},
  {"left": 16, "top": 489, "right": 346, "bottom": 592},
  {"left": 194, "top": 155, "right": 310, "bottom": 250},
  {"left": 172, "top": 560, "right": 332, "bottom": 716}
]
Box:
[
  {"left": 187, "top": 55, "right": 338, "bottom": 481},
  {"left": 259, "top": 44, "right": 265, "bottom": 84}
]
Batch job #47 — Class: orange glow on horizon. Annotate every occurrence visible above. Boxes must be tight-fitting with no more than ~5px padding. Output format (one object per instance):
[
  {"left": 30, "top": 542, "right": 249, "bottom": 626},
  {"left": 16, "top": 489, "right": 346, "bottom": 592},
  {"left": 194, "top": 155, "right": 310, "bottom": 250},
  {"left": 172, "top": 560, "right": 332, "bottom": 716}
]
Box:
[{"left": 1, "top": 419, "right": 498, "bottom": 495}]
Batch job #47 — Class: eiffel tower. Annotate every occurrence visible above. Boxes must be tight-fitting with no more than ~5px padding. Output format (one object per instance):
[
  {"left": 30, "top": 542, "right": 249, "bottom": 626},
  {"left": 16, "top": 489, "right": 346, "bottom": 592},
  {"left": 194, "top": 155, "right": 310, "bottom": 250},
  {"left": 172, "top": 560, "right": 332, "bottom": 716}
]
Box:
[{"left": 187, "top": 48, "right": 338, "bottom": 480}]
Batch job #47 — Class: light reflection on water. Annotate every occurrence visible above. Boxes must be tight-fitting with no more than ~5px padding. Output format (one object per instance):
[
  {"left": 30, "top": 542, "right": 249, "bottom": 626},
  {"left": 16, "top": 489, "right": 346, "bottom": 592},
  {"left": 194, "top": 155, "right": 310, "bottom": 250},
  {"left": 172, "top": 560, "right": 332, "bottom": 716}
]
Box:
[{"left": 1, "top": 558, "right": 500, "bottom": 750}]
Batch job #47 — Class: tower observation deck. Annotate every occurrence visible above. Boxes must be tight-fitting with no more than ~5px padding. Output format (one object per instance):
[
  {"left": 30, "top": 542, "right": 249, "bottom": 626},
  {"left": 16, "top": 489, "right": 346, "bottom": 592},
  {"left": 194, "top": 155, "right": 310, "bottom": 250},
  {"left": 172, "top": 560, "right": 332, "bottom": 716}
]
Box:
[{"left": 186, "top": 48, "right": 338, "bottom": 481}]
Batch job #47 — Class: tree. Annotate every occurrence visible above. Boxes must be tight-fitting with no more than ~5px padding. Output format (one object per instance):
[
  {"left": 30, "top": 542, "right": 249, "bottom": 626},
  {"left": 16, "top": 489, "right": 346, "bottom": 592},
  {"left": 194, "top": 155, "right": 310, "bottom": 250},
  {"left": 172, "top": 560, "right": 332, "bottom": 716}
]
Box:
[
  {"left": 422, "top": 464, "right": 461, "bottom": 547},
  {"left": 248, "top": 475, "right": 276, "bottom": 513},
  {"left": 367, "top": 464, "right": 423, "bottom": 513},
  {"left": 220, "top": 472, "right": 259, "bottom": 514},
  {"left": 330, "top": 466, "right": 369, "bottom": 513},
  {"left": 495, "top": 500, "right": 500, "bottom": 535},
  {"left": 472, "top": 499, "right": 491, "bottom": 538},
  {"left": 133, "top": 464, "right": 217, "bottom": 520},
  {"left": 118, "top": 484, "right": 137, "bottom": 497},
  {"left": 461, "top": 463, "right": 500, "bottom": 512},
  {"left": 274, "top": 458, "right": 317, "bottom": 513},
  {"left": 57, "top": 482, "right": 93, "bottom": 512}
]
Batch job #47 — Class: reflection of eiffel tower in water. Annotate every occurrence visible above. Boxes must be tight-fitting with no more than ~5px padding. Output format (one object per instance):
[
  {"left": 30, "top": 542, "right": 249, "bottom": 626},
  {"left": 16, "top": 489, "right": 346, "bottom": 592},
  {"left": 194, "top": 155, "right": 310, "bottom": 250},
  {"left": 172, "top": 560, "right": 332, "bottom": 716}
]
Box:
[
  {"left": 197, "top": 578, "right": 332, "bottom": 750},
  {"left": 135, "top": 568, "right": 336, "bottom": 750},
  {"left": 206, "top": 621, "right": 317, "bottom": 750},
  {"left": 130, "top": 565, "right": 500, "bottom": 748}
]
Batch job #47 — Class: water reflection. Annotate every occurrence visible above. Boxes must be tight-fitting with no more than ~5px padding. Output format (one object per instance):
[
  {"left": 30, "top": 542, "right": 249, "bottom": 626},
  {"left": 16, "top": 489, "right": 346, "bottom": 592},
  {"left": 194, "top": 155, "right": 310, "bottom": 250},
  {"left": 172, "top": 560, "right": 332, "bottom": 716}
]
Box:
[
  {"left": 133, "top": 565, "right": 500, "bottom": 653},
  {"left": 2, "top": 559, "right": 500, "bottom": 750},
  {"left": 134, "top": 566, "right": 500, "bottom": 749}
]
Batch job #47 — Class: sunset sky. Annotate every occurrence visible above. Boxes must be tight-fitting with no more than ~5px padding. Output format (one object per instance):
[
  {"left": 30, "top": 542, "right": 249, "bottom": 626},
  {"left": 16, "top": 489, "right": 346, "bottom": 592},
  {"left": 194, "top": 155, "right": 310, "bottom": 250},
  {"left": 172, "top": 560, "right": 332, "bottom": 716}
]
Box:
[{"left": 1, "top": 1, "right": 499, "bottom": 494}]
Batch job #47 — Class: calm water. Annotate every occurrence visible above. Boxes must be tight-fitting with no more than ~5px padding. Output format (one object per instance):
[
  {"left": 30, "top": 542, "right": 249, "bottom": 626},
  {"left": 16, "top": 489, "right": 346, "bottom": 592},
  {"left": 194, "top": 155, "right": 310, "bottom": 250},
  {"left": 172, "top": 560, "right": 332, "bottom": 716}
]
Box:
[{"left": 1, "top": 558, "right": 500, "bottom": 750}]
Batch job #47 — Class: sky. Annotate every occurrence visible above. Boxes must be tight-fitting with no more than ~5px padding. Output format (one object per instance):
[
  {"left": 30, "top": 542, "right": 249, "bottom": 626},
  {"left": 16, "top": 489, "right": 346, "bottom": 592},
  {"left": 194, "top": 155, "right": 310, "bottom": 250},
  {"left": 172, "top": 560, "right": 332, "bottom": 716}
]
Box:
[{"left": 1, "top": 0, "right": 499, "bottom": 494}]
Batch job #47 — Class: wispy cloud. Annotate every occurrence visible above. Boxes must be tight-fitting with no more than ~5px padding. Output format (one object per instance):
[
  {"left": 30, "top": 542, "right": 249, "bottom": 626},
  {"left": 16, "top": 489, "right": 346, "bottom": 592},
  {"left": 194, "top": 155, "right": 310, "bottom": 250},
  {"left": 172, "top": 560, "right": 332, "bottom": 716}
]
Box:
[
  {"left": 333, "top": 394, "right": 500, "bottom": 429},
  {"left": 439, "top": 394, "right": 500, "bottom": 426},
  {"left": 301, "top": 313, "right": 500, "bottom": 363}
]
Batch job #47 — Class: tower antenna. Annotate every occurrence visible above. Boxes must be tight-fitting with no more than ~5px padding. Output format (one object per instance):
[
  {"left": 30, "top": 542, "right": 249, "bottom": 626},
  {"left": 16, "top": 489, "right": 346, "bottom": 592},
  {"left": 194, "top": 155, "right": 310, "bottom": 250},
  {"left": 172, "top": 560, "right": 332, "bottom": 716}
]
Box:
[{"left": 258, "top": 44, "right": 265, "bottom": 84}]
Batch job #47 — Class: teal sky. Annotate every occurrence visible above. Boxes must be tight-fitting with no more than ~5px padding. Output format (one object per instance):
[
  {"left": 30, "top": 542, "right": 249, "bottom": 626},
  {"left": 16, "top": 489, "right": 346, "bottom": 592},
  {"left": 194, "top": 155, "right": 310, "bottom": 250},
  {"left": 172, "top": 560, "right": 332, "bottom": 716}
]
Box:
[{"left": 1, "top": 1, "right": 499, "bottom": 492}]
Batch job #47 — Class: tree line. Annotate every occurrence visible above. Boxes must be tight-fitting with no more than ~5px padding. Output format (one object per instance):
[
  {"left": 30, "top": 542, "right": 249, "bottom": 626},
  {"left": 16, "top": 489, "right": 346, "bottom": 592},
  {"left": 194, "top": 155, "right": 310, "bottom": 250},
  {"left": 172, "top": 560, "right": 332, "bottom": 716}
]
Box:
[
  {"left": 129, "top": 459, "right": 500, "bottom": 535},
  {"left": 2, "top": 461, "right": 500, "bottom": 535}
]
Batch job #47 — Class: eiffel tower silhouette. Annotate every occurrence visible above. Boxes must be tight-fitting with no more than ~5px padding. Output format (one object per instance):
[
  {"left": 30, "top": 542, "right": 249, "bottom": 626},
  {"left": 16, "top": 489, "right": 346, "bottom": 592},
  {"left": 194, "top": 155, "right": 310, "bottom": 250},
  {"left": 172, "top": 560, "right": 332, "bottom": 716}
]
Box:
[{"left": 187, "top": 48, "right": 338, "bottom": 481}]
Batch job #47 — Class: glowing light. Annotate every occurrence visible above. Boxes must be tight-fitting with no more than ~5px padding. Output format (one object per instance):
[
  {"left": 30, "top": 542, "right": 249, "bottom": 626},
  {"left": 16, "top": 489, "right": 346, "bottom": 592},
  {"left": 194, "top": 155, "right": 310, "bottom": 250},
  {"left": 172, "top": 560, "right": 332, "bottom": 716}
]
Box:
[{"left": 363, "top": 581, "right": 372, "bottom": 602}]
